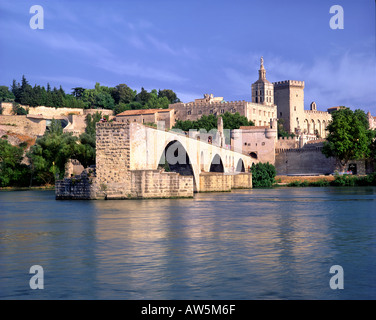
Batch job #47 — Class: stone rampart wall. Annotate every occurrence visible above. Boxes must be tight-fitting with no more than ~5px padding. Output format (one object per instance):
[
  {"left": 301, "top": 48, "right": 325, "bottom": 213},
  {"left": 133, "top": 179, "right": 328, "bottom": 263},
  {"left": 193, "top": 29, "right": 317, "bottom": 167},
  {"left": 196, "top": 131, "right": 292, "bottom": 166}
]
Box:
[
  {"left": 0, "top": 102, "right": 113, "bottom": 117},
  {"left": 275, "top": 149, "right": 336, "bottom": 175},
  {"left": 0, "top": 115, "right": 46, "bottom": 137}
]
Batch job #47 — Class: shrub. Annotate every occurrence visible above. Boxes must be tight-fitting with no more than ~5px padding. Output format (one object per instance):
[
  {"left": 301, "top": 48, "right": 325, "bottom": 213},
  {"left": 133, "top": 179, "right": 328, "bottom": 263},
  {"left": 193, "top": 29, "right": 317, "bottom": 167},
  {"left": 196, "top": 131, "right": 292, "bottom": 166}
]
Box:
[
  {"left": 309, "top": 179, "right": 330, "bottom": 187},
  {"left": 251, "top": 162, "right": 276, "bottom": 188}
]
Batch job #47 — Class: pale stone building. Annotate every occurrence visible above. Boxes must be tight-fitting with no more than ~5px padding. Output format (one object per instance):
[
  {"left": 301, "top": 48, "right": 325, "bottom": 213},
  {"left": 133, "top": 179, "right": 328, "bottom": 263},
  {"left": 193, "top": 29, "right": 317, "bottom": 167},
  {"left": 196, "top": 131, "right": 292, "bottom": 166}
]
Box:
[
  {"left": 115, "top": 108, "right": 175, "bottom": 129},
  {"left": 169, "top": 58, "right": 277, "bottom": 128},
  {"left": 273, "top": 81, "right": 332, "bottom": 137},
  {"left": 231, "top": 119, "right": 278, "bottom": 165},
  {"left": 367, "top": 111, "right": 376, "bottom": 129}
]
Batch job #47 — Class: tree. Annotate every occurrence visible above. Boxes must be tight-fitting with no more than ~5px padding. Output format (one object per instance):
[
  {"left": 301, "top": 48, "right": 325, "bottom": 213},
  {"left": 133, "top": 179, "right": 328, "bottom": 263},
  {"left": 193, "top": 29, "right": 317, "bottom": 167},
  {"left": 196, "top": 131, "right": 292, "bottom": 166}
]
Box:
[
  {"left": 112, "top": 84, "right": 136, "bottom": 104},
  {"left": 11, "top": 79, "right": 22, "bottom": 102},
  {"left": 221, "top": 112, "right": 254, "bottom": 129},
  {"left": 113, "top": 103, "right": 131, "bottom": 115},
  {"left": 0, "top": 86, "right": 15, "bottom": 102},
  {"left": 322, "top": 108, "right": 373, "bottom": 166},
  {"left": 95, "top": 92, "right": 115, "bottom": 109},
  {"left": 173, "top": 112, "right": 254, "bottom": 132},
  {"left": 144, "top": 95, "right": 170, "bottom": 109},
  {"left": 75, "top": 112, "right": 106, "bottom": 167},
  {"left": 158, "top": 89, "right": 180, "bottom": 104},
  {"left": 19, "top": 76, "right": 33, "bottom": 106},
  {"left": 28, "top": 120, "right": 79, "bottom": 184},
  {"left": 0, "top": 139, "right": 30, "bottom": 187},
  {"left": 12, "top": 103, "right": 28, "bottom": 115},
  {"left": 71, "top": 87, "right": 85, "bottom": 100},
  {"left": 135, "top": 87, "right": 151, "bottom": 105},
  {"left": 250, "top": 162, "right": 276, "bottom": 188}
]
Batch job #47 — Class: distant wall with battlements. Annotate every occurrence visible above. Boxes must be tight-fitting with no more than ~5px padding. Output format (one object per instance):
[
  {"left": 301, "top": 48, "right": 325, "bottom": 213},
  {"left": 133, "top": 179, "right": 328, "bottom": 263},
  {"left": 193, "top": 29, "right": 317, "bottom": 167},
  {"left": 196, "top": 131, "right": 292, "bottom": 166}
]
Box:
[
  {"left": 170, "top": 95, "right": 277, "bottom": 128},
  {"left": 0, "top": 102, "right": 113, "bottom": 117}
]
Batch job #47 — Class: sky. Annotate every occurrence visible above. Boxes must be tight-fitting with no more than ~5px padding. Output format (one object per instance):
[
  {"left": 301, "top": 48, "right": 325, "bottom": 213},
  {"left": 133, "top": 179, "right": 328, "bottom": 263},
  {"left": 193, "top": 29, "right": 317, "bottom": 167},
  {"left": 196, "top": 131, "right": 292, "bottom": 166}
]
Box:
[{"left": 0, "top": 0, "right": 375, "bottom": 113}]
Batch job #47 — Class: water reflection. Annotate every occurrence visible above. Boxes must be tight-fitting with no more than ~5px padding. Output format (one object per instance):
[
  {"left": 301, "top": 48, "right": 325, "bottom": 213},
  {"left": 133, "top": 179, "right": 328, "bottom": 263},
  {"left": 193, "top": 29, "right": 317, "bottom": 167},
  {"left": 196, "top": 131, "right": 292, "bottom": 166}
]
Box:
[{"left": 0, "top": 187, "right": 375, "bottom": 299}]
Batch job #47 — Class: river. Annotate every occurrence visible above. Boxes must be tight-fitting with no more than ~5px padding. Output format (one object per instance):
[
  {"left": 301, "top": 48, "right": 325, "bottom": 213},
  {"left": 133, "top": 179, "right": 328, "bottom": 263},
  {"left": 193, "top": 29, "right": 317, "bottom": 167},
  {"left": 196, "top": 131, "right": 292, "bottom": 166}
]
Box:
[{"left": 0, "top": 187, "right": 375, "bottom": 300}]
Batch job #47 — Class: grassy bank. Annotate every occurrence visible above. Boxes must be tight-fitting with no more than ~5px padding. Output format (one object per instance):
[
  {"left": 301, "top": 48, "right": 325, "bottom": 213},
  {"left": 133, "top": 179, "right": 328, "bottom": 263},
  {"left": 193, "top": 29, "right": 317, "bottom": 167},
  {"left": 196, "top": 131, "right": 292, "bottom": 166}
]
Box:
[
  {"left": 276, "top": 173, "right": 376, "bottom": 187},
  {"left": 0, "top": 184, "right": 55, "bottom": 191}
]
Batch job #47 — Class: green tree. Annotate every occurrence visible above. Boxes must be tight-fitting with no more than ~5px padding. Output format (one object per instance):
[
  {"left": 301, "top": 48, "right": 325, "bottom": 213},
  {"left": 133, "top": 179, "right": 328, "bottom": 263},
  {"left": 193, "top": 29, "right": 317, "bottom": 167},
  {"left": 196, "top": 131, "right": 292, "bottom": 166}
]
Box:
[
  {"left": 158, "top": 89, "right": 180, "bottom": 103},
  {"left": 221, "top": 112, "right": 254, "bottom": 129},
  {"left": 0, "top": 86, "right": 15, "bottom": 102},
  {"left": 75, "top": 112, "right": 105, "bottom": 167},
  {"left": 63, "top": 94, "right": 86, "bottom": 108},
  {"left": 250, "top": 162, "right": 276, "bottom": 188},
  {"left": 145, "top": 95, "right": 170, "bottom": 109},
  {"left": 135, "top": 87, "right": 151, "bottom": 105},
  {"left": 0, "top": 139, "right": 30, "bottom": 187},
  {"left": 28, "top": 120, "right": 79, "bottom": 184},
  {"left": 12, "top": 103, "right": 28, "bottom": 115},
  {"left": 113, "top": 103, "right": 131, "bottom": 115},
  {"left": 11, "top": 79, "right": 22, "bottom": 102},
  {"left": 322, "top": 108, "right": 374, "bottom": 166},
  {"left": 112, "top": 84, "right": 136, "bottom": 104},
  {"left": 173, "top": 112, "right": 254, "bottom": 132},
  {"left": 95, "top": 92, "right": 115, "bottom": 109},
  {"left": 71, "top": 87, "right": 85, "bottom": 100}
]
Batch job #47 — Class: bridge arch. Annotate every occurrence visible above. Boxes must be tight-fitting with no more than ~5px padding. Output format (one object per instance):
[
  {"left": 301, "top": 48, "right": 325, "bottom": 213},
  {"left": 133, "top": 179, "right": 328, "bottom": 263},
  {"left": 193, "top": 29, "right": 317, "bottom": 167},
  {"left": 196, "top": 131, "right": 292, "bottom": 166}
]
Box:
[
  {"left": 209, "top": 154, "right": 224, "bottom": 172},
  {"left": 158, "top": 139, "right": 198, "bottom": 190},
  {"left": 236, "top": 158, "right": 245, "bottom": 173}
]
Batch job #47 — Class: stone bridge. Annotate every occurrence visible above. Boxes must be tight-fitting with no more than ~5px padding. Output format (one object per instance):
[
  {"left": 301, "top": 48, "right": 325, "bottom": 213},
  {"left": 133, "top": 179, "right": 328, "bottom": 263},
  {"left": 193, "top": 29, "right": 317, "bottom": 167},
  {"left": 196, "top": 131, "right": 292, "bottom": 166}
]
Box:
[
  {"left": 56, "top": 121, "right": 254, "bottom": 200},
  {"left": 127, "top": 122, "right": 253, "bottom": 192}
]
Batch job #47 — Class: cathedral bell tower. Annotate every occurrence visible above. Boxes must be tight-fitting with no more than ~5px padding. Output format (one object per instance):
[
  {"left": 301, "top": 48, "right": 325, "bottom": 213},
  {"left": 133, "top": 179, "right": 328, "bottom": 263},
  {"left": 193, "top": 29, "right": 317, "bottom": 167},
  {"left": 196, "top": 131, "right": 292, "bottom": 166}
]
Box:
[{"left": 251, "top": 57, "right": 274, "bottom": 106}]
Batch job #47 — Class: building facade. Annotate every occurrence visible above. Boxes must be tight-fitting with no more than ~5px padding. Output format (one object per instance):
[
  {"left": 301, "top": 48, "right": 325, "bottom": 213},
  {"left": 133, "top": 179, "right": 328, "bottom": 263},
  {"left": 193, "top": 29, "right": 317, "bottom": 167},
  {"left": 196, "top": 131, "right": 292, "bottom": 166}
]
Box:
[
  {"left": 273, "top": 81, "right": 332, "bottom": 137},
  {"left": 116, "top": 108, "right": 175, "bottom": 129},
  {"left": 169, "top": 58, "right": 277, "bottom": 128}
]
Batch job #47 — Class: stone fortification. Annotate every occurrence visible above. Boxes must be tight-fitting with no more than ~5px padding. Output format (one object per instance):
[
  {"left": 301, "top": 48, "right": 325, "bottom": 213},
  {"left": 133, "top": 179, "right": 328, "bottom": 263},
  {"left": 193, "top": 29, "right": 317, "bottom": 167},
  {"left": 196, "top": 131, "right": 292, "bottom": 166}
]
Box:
[
  {"left": 0, "top": 102, "right": 113, "bottom": 117},
  {"left": 0, "top": 115, "right": 46, "bottom": 137},
  {"left": 275, "top": 141, "right": 370, "bottom": 175}
]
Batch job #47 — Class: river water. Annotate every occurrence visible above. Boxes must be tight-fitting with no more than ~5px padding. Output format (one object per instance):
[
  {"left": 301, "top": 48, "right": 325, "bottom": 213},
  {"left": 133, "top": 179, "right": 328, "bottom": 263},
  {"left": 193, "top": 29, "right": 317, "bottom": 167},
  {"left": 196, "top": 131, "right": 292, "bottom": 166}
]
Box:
[{"left": 0, "top": 187, "right": 375, "bottom": 300}]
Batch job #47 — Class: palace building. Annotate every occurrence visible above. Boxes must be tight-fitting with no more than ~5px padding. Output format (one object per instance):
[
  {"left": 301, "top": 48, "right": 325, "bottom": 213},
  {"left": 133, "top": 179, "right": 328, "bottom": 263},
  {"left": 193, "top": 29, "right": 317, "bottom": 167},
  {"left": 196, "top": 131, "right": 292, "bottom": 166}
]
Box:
[
  {"left": 170, "top": 58, "right": 277, "bottom": 128},
  {"left": 169, "top": 57, "right": 334, "bottom": 138}
]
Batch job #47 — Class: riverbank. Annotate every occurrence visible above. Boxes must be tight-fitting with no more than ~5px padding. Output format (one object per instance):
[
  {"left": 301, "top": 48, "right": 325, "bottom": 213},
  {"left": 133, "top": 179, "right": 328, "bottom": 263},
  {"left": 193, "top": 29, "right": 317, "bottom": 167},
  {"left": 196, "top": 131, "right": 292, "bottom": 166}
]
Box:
[
  {"left": 275, "top": 175, "right": 335, "bottom": 185},
  {"left": 275, "top": 173, "right": 376, "bottom": 187},
  {"left": 0, "top": 185, "right": 55, "bottom": 191}
]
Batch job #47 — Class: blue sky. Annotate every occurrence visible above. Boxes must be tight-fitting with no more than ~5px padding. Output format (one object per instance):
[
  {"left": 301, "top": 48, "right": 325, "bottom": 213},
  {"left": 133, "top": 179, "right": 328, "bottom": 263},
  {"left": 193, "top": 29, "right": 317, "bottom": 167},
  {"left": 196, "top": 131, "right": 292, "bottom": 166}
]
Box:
[{"left": 0, "top": 0, "right": 375, "bottom": 113}]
